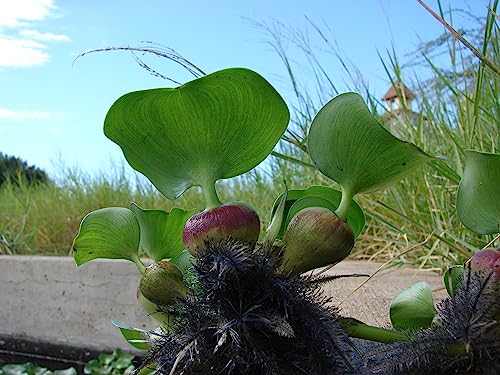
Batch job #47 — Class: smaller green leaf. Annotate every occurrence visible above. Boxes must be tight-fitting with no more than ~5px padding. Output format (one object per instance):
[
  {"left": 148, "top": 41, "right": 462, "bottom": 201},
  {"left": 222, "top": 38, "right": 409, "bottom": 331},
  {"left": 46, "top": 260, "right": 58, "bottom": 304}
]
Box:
[
  {"left": 135, "top": 365, "right": 157, "bottom": 375},
  {"left": 53, "top": 369, "right": 77, "bottom": 375},
  {"left": 308, "top": 92, "right": 432, "bottom": 197},
  {"left": 390, "top": 281, "right": 436, "bottom": 330},
  {"left": 443, "top": 265, "right": 464, "bottom": 297},
  {"left": 84, "top": 359, "right": 100, "bottom": 374},
  {"left": 2, "top": 364, "right": 34, "bottom": 375},
  {"left": 113, "top": 349, "right": 135, "bottom": 369},
  {"left": 171, "top": 250, "right": 194, "bottom": 274},
  {"left": 265, "top": 185, "right": 288, "bottom": 243},
  {"left": 269, "top": 185, "right": 365, "bottom": 238},
  {"left": 73, "top": 207, "right": 141, "bottom": 267},
  {"left": 457, "top": 150, "right": 500, "bottom": 235},
  {"left": 98, "top": 352, "right": 115, "bottom": 366},
  {"left": 130, "top": 203, "right": 194, "bottom": 262},
  {"left": 112, "top": 320, "right": 148, "bottom": 351}
]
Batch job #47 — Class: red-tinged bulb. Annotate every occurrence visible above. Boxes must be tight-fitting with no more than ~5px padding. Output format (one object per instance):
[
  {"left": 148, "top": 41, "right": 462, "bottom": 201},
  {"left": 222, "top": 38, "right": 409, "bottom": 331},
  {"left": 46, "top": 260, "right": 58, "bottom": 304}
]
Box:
[
  {"left": 183, "top": 203, "right": 260, "bottom": 255},
  {"left": 470, "top": 248, "right": 500, "bottom": 280},
  {"left": 281, "top": 207, "right": 355, "bottom": 275}
]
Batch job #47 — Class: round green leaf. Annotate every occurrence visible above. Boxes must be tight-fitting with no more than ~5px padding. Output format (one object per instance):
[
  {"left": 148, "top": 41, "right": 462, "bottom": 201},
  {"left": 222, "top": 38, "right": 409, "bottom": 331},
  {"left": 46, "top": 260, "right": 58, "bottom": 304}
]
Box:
[
  {"left": 390, "top": 281, "right": 437, "bottom": 330},
  {"left": 308, "top": 92, "right": 432, "bottom": 196},
  {"left": 457, "top": 150, "right": 500, "bottom": 235},
  {"left": 73, "top": 207, "right": 140, "bottom": 266},
  {"left": 104, "top": 68, "right": 290, "bottom": 199},
  {"left": 130, "top": 203, "right": 194, "bottom": 262},
  {"left": 269, "top": 185, "right": 365, "bottom": 238}
]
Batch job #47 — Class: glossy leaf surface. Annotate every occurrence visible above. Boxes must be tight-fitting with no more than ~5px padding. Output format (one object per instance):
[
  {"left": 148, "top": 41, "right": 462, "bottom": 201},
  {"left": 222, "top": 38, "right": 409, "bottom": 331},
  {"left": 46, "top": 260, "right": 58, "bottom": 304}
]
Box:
[
  {"left": 130, "top": 203, "right": 194, "bottom": 262},
  {"left": 112, "top": 320, "right": 148, "bottom": 351},
  {"left": 308, "top": 93, "right": 432, "bottom": 196},
  {"left": 73, "top": 207, "right": 140, "bottom": 266},
  {"left": 269, "top": 185, "right": 365, "bottom": 238},
  {"left": 171, "top": 250, "right": 194, "bottom": 274},
  {"left": 457, "top": 150, "right": 500, "bottom": 234},
  {"left": 443, "top": 265, "right": 464, "bottom": 297},
  {"left": 390, "top": 281, "right": 437, "bottom": 330},
  {"left": 104, "top": 68, "right": 290, "bottom": 199},
  {"left": 265, "top": 186, "right": 288, "bottom": 243}
]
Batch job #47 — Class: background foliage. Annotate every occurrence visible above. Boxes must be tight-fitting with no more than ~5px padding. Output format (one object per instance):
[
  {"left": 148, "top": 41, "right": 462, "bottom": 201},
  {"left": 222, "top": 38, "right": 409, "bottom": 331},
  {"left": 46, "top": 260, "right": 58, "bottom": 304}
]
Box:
[{"left": 0, "top": 152, "right": 48, "bottom": 188}]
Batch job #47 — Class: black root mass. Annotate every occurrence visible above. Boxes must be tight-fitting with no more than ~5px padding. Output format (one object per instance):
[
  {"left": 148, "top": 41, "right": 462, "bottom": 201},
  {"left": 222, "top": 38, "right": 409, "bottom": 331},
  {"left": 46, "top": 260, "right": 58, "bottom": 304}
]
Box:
[
  {"left": 140, "top": 239, "right": 499, "bottom": 375},
  {"left": 362, "top": 264, "right": 500, "bottom": 375},
  {"left": 143, "top": 239, "right": 354, "bottom": 375}
]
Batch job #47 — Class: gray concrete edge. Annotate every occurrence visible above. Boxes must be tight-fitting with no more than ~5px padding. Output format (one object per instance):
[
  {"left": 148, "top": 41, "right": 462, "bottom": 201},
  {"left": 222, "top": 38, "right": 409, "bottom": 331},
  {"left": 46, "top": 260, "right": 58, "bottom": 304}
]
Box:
[{"left": 0, "top": 255, "right": 446, "bottom": 352}]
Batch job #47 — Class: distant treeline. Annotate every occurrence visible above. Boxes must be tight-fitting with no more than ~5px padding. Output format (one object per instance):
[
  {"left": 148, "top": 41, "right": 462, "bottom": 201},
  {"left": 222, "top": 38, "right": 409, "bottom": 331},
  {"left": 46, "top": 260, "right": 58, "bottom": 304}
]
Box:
[{"left": 0, "top": 152, "right": 49, "bottom": 187}]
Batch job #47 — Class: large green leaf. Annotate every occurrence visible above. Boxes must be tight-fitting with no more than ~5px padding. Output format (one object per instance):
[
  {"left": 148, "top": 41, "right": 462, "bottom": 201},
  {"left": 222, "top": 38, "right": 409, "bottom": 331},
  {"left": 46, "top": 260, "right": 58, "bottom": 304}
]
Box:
[
  {"left": 73, "top": 207, "right": 141, "bottom": 267},
  {"left": 390, "top": 281, "right": 437, "bottom": 330},
  {"left": 269, "top": 186, "right": 365, "bottom": 238},
  {"left": 130, "top": 203, "right": 194, "bottom": 262},
  {"left": 457, "top": 150, "right": 500, "bottom": 234},
  {"left": 308, "top": 93, "right": 432, "bottom": 197},
  {"left": 104, "top": 68, "right": 290, "bottom": 200}
]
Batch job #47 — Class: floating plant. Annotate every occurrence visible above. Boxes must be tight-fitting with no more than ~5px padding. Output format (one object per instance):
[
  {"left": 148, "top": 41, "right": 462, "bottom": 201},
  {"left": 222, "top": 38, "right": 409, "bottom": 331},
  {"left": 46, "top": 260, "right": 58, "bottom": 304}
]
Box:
[{"left": 72, "top": 64, "right": 499, "bottom": 374}]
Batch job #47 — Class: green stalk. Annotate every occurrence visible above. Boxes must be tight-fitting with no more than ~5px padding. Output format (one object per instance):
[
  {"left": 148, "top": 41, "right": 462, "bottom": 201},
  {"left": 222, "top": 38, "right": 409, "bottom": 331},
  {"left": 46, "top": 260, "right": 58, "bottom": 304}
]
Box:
[
  {"left": 340, "top": 318, "right": 469, "bottom": 356},
  {"left": 339, "top": 318, "right": 408, "bottom": 343},
  {"left": 132, "top": 255, "right": 147, "bottom": 275},
  {"left": 202, "top": 182, "right": 222, "bottom": 210},
  {"left": 335, "top": 187, "right": 353, "bottom": 221}
]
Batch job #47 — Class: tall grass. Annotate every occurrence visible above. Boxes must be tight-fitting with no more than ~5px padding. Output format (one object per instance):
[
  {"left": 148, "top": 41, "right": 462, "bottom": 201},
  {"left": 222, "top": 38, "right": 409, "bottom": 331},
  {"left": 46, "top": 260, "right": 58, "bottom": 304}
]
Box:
[
  {"left": 0, "top": 165, "right": 286, "bottom": 256},
  {"left": 264, "top": 2, "right": 499, "bottom": 270},
  {"left": 0, "top": 4, "right": 498, "bottom": 271}
]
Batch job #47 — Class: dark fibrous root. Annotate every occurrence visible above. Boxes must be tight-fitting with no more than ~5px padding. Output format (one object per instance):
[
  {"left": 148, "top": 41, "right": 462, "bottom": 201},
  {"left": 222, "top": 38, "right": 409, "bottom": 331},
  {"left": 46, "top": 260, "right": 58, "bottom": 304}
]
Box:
[
  {"left": 362, "top": 264, "right": 499, "bottom": 374},
  {"left": 141, "top": 238, "right": 355, "bottom": 375}
]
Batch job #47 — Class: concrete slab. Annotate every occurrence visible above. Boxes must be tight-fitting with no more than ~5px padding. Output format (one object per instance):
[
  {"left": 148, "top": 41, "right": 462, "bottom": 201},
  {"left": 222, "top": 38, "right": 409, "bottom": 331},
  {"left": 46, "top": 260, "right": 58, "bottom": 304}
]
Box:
[
  {"left": 0, "top": 256, "right": 446, "bottom": 351},
  {"left": 320, "top": 261, "right": 447, "bottom": 327},
  {"left": 0, "top": 256, "right": 152, "bottom": 353}
]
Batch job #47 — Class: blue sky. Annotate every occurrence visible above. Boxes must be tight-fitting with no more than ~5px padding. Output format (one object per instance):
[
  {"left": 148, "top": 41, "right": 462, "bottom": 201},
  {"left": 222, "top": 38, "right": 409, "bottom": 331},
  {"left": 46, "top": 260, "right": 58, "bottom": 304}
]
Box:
[{"left": 0, "top": 0, "right": 485, "bottom": 177}]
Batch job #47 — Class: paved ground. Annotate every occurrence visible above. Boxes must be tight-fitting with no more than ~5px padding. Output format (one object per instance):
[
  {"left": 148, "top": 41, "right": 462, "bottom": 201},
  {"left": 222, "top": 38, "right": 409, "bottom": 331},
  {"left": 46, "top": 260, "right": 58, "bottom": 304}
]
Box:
[
  {"left": 320, "top": 260, "right": 447, "bottom": 326},
  {"left": 0, "top": 256, "right": 447, "bottom": 352}
]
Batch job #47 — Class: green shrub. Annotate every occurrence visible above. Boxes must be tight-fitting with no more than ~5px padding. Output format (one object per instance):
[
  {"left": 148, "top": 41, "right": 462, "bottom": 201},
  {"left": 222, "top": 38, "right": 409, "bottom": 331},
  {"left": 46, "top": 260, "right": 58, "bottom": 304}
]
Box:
[{"left": 0, "top": 152, "right": 49, "bottom": 187}]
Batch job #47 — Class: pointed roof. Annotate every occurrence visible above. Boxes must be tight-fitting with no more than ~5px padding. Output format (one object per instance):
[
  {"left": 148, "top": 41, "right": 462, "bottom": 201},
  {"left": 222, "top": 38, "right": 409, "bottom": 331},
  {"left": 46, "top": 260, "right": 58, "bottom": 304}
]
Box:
[{"left": 382, "top": 81, "right": 414, "bottom": 101}]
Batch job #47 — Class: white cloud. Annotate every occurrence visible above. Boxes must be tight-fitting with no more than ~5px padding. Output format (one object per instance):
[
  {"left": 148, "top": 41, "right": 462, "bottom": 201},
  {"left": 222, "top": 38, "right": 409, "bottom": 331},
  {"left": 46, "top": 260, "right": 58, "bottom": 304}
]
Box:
[
  {"left": 20, "top": 29, "right": 69, "bottom": 42},
  {"left": 0, "top": 0, "right": 55, "bottom": 28},
  {"left": 0, "top": 0, "right": 68, "bottom": 68},
  {"left": 0, "top": 36, "right": 49, "bottom": 67},
  {"left": 0, "top": 107, "right": 55, "bottom": 121}
]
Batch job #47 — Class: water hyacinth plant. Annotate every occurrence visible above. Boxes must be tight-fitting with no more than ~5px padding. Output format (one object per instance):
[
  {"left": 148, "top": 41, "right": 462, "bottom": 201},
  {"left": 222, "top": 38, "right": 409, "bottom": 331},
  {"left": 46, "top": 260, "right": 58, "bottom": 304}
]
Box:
[{"left": 72, "top": 63, "right": 499, "bottom": 374}]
